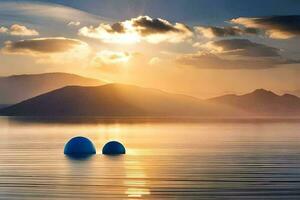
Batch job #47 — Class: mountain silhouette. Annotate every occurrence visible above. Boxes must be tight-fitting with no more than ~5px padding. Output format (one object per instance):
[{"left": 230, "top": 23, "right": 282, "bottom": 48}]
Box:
[
  {"left": 1, "top": 86, "right": 300, "bottom": 117},
  {"left": 0, "top": 84, "right": 236, "bottom": 117},
  {"left": 209, "top": 89, "right": 300, "bottom": 116},
  {"left": 0, "top": 73, "right": 105, "bottom": 105},
  {"left": 0, "top": 104, "right": 9, "bottom": 109}
]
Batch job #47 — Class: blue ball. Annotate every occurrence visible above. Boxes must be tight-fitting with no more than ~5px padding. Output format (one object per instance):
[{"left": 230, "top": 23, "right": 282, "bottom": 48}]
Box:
[
  {"left": 102, "top": 141, "right": 126, "bottom": 155},
  {"left": 64, "top": 136, "right": 96, "bottom": 155}
]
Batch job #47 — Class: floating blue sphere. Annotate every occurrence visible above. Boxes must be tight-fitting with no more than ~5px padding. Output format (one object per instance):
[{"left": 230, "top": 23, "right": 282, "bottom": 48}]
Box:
[
  {"left": 64, "top": 136, "right": 96, "bottom": 155},
  {"left": 102, "top": 141, "right": 126, "bottom": 155}
]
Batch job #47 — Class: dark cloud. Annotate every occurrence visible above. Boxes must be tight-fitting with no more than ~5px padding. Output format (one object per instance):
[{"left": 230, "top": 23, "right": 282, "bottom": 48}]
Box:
[
  {"left": 79, "top": 16, "right": 192, "bottom": 43},
  {"left": 210, "top": 39, "right": 280, "bottom": 57},
  {"left": 244, "top": 27, "right": 260, "bottom": 34},
  {"left": 209, "top": 27, "right": 242, "bottom": 37},
  {"left": 196, "top": 26, "right": 260, "bottom": 38},
  {"left": 247, "top": 15, "right": 300, "bottom": 33},
  {"left": 177, "top": 52, "right": 299, "bottom": 69},
  {"left": 2, "top": 37, "right": 87, "bottom": 54},
  {"left": 231, "top": 15, "right": 300, "bottom": 39},
  {"left": 132, "top": 16, "right": 186, "bottom": 35},
  {"left": 110, "top": 22, "right": 126, "bottom": 33},
  {"left": 178, "top": 39, "right": 299, "bottom": 69},
  {"left": 199, "top": 15, "right": 300, "bottom": 39},
  {"left": 177, "top": 53, "right": 277, "bottom": 69}
]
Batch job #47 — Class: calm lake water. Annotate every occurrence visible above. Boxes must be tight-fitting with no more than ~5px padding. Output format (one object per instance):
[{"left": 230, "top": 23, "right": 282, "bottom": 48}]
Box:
[{"left": 0, "top": 117, "right": 300, "bottom": 199}]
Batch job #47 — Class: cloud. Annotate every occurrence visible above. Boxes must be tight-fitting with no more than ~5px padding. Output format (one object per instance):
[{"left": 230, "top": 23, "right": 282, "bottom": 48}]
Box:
[
  {"left": 94, "top": 50, "right": 132, "bottom": 64},
  {"left": 0, "top": 1, "right": 109, "bottom": 27},
  {"left": 68, "top": 21, "right": 81, "bottom": 26},
  {"left": 200, "top": 39, "right": 280, "bottom": 57},
  {"left": 195, "top": 26, "right": 259, "bottom": 38},
  {"left": 2, "top": 37, "right": 88, "bottom": 55},
  {"left": 176, "top": 52, "right": 280, "bottom": 69},
  {"left": 2, "top": 37, "right": 90, "bottom": 65},
  {"left": 91, "top": 50, "right": 134, "bottom": 67},
  {"left": 89, "top": 50, "right": 138, "bottom": 73},
  {"left": 9, "top": 24, "right": 39, "bottom": 36},
  {"left": 79, "top": 16, "right": 193, "bottom": 44},
  {"left": 148, "top": 57, "right": 162, "bottom": 65},
  {"left": 231, "top": 15, "right": 300, "bottom": 39},
  {"left": 132, "top": 16, "right": 188, "bottom": 35},
  {"left": 176, "top": 52, "right": 298, "bottom": 69},
  {"left": 79, "top": 23, "right": 140, "bottom": 44},
  {"left": 0, "top": 26, "right": 8, "bottom": 33},
  {"left": 0, "top": 24, "right": 39, "bottom": 36},
  {"left": 177, "top": 39, "right": 299, "bottom": 69}
]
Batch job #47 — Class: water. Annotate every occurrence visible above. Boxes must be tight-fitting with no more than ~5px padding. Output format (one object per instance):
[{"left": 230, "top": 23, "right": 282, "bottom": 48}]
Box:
[{"left": 0, "top": 117, "right": 300, "bottom": 199}]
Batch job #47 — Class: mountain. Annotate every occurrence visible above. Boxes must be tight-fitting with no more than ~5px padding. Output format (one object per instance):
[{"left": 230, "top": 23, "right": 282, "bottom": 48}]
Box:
[
  {"left": 1, "top": 86, "right": 300, "bottom": 117},
  {"left": 0, "top": 84, "right": 236, "bottom": 117},
  {"left": 209, "top": 89, "right": 300, "bottom": 117},
  {"left": 0, "top": 73, "right": 105, "bottom": 104},
  {"left": 0, "top": 104, "right": 9, "bottom": 109}
]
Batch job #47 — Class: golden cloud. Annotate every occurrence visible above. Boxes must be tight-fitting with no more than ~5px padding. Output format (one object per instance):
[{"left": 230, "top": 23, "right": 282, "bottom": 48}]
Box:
[
  {"left": 68, "top": 21, "right": 81, "bottom": 26},
  {"left": 0, "top": 24, "right": 39, "bottom": 36},
  {"left": 198, "top": 39, "right": 280, "bottom": 58},
  {"left": 94, "top": 50, "right": 132, "bottom": 64},
  {"left": 2, "top": 37, "right": 90, "bottom": 64},
  {"left": 2, "top": 37, "right": 87, "bottom": 55},
  {"left": 0, "top": 26, "right": 8, "bottom": 33},
  {"left": 79, "top": 16, "right": 193, "bottom": 44},
  {"left": 9, "top": 24, "right": 39, "bottom": 36},
  {"left": 91, "top": 50, "right": 133, "bottom": 67},
  {"left": 148, "top": 57, "right": 162, "bottom": 66}
]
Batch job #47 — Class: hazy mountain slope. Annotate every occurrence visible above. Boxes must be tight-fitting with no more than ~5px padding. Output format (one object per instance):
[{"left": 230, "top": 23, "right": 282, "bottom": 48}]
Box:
[
  {"left": 0, "top": 73, "right": 105, "bottom": 104},
  {"left": 209, "top": 89, "right": 300, "bottom": 116},
  {"left": 2, "top": 86, "right": 300, "bottom": 117},
  {"left": 0, "top": 84, "right": 236, "bottom": 117},
  {"left": 0, "top": 104, "right": 9, "bottom": 109}
]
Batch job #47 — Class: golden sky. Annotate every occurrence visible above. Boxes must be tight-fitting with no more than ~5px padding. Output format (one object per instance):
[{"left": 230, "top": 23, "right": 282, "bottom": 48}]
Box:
[{"left": 0, "top": 0, "right": 300, "bottom": 98}]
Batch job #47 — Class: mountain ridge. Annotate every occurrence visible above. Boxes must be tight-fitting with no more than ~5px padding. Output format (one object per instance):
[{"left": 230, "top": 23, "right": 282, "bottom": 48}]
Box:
[
  {"left": 209, "top": 88, "right": 300, "bottom": 116},
  {"left": 0, "top": 83, "right": 238, "bottom": 117},
  {"left": 1, "top": 84, "right": 300, "bottom": 117},
  {"left": 0, "top": 72, "right": 105, "bottom": 104}
]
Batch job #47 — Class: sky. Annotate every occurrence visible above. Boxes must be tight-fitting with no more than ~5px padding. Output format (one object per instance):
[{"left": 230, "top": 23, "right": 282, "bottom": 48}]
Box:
[{"left": 0, "top": 0, "right": 300, "bottom": 98}]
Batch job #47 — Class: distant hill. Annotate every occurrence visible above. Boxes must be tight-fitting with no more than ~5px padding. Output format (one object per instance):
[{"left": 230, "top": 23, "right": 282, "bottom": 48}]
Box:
[
  {"left": 0, "top": 84, "right": 237, "bottom": 117},
  {"left": 209, "top": 89, "right": 300, "bottom": 117},
  {"left": 0, "top": 73, "right": 105, "bottom": 104},
  {"left": 1, "top": 86, "right": 300, "bottom": 117},
  {"left": 0, "top": 104, "right": 9, "bottom": 109}
]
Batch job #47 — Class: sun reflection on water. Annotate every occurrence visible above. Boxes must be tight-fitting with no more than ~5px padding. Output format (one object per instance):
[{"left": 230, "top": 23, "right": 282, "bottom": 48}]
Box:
[
  {"left": 124, "top": 160, "right": 150, "bottom": 198},
  {"left": 126, "top": 188, "right": 150, "bottom": 198}
]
